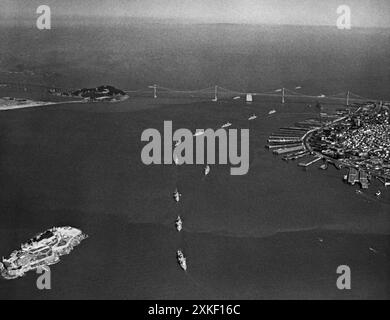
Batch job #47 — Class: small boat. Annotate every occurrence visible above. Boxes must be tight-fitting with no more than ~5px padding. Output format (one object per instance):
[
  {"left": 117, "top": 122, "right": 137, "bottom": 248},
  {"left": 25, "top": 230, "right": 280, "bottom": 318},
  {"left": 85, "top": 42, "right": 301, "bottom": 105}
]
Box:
[
  {"left": 204, "top": 165, "right": 211, "bottom": 176},
  {"left": 268, "top": 110, "right": 276, "bottom": 115},
  {"left": 194, "top": 130, "right": 205, "bottom": 137},
  {"left": 318, "top": 94, "right": 326, "bottom": 98},
  {"left": 233, "top": 96, "right": 240, "bottom": 100},
  {"left": 295, "top": 86, "right": 302, "bottom": 90},
  {"left": 173, "top": 188, "right": 182, "bottom": 203},
  {"left": 369, "top": 247, "right": 378, "bottom": 254},
  {"left": 177, "top": 250, "right": 187, "bottom": 271},
  {"left": 175, "top": 216, "right": 183, "bottom": 232},
  {"left": 376, "top": 190, "right": 382, "bottom": 198},
  {"left": 248, "top": 114, "right": 257, "bottom": 121},
  {"left": 221, "top": 122, "right": 232, "bottom": 129},
  {"left": 356, "top": 190, "right": 363, "bottom": 195}
]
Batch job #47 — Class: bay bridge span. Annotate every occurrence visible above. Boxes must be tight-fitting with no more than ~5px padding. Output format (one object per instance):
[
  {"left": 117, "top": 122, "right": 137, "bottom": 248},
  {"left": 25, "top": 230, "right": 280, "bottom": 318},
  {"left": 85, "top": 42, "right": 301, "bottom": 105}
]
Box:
[{"left": 0, "top": 81, "right": 388, "bottom": 105}]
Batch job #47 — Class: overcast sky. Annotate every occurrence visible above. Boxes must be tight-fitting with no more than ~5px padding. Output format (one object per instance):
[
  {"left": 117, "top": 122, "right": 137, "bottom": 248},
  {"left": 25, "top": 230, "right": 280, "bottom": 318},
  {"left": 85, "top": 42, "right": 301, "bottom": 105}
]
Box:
[{"left": 1, "top": 0, "right": 390, "bottom": 28}]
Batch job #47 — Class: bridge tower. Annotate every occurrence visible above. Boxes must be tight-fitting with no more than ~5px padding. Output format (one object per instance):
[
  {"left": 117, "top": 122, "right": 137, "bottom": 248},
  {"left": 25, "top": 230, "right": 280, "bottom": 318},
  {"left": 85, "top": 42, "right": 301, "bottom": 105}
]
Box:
[
  {"left": 153, "top": 84, "right": 157, "bottom": 99},
  {"left": 213, "top": 85, "right": 218, "bottom": 102},
  {"left": 148, "top": 84, "right": 157, "bottom": 98}
]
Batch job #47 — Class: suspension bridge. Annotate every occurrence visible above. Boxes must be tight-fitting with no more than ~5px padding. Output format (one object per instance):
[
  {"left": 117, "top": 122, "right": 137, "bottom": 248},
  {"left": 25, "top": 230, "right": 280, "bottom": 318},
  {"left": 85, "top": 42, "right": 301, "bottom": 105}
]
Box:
[
  {"left": 125, "top": 84, "right": 387, "bottom": 106},
  {"left": 1, "top": 81, "right": 388, "bottom": 105}
]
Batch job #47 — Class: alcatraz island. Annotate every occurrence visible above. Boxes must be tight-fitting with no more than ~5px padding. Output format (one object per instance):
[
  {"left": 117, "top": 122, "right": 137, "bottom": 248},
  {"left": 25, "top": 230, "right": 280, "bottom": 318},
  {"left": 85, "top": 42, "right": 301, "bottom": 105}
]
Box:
[{"left": 267, "top": 102, "right": 390, "bottom": 190}]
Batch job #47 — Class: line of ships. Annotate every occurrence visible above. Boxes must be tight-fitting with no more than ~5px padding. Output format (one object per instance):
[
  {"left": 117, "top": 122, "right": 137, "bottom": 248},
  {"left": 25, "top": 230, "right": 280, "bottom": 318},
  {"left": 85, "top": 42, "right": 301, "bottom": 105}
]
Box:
[
  {"left": 1, "top": 111, "right": 261, "bottom": 279},
  {"left": 172, "top": 164, "right": 211, "bottom": 272}
]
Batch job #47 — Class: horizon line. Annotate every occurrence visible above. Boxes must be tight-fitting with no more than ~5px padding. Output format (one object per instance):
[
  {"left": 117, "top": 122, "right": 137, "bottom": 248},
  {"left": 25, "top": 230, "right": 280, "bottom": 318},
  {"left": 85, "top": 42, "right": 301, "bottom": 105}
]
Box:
[{"left": 1, "top": 15, "right": 389, "bottom": 30}]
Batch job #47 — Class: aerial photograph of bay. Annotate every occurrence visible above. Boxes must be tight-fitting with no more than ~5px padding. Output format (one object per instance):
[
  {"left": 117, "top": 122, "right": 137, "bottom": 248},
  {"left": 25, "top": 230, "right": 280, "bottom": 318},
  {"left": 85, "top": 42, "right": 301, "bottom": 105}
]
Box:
[{"left": 0, "top": 0, "right": 389, "bottom": 302}]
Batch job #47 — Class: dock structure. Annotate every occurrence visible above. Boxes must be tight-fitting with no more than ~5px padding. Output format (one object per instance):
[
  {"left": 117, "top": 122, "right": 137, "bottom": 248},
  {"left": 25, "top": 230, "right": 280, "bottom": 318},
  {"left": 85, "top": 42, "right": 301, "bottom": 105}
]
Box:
[
  {"left": 280, "top": 127, "right": 308, "bottom": 133},
  {"left": 283, "top": 151, "right": 309, "bottom": 161},
  {"left": 298, "top": 156, "right": 322, "bottom": 167},
  {"left": 273, "top": 145, "right": 305, "bottom": 155},
  {"left": 269, "top": 136, "right": 304, "bottom": 140},
  {"left": 347, "top": 168, "right": 359, "bottom": 185},
  {"left": 271, "top": 131, "right": 304, "bottom": 136},
  {"left": 281, "top": 126, "right": 309, "bottom": 130},
  {"left": 268, "top": 138, "right": 302, "bottom": 144},
  {"left": 280, "top": 127, "right": 309, "bottom": 132},
  {"left": 359, "top": 170, "right": 369, "bottom": 189},
  {"left": 266, "top": 143, "right": 303, "bottom": 149},
  {"left": 271, "top": 133, "right": 305, "bottom": 139},
  {"left": 267, "top": 125, "right": 310, "bottom": 160}
]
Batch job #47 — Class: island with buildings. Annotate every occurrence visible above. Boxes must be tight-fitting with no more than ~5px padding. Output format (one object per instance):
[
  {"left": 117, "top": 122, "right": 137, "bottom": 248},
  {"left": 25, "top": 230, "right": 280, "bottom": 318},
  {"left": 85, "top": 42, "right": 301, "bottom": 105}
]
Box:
[
  {"left": 0, "top": 227, "right": 88, "bottom": 280},
  {"left": 49, "top": 85, "right": 129, "bottom": 102}
]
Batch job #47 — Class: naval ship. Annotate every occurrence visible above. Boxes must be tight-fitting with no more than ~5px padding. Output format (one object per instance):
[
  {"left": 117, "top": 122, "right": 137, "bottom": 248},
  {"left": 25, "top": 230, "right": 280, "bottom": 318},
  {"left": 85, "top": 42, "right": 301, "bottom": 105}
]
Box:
[{"left": 0, "top": 227, "right": 88, "bottom": 280}]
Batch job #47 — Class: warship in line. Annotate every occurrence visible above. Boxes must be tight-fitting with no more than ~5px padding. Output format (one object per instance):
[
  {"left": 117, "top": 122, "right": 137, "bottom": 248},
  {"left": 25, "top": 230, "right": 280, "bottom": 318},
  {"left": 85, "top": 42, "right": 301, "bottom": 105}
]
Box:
[
  {"left": 177, "top": 250, "right": 187, "bottom": 271},
  {"left": 175, "top": 216, "right": 183, "bottom": 232}
]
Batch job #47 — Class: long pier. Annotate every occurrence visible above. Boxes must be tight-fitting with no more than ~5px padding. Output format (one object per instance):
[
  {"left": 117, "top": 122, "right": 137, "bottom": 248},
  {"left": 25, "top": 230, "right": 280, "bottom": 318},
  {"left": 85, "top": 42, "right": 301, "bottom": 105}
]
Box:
[
  {"left": 298, "top": 156, "right": 322, "bottom": 167},
  {"left": 267, "top": 113, "right": 350, "bottom": 170},
  {"left": 273, "top": 145, "right": 305, "bottom": 155}
]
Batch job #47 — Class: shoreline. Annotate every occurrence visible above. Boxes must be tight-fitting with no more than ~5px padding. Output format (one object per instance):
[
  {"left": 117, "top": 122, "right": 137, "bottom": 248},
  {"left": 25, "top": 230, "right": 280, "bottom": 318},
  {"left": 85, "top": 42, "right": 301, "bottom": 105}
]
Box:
[
  {"left": 0, "top": 100, "right": 85, "bottom": 112},
  {"left": 0, "top": 102, "right": 59, "bottom": 111}
]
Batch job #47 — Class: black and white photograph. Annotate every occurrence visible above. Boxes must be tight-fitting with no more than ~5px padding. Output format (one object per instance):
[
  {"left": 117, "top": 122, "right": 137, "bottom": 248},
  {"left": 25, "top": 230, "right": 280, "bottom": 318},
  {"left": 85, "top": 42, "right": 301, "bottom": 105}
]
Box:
[{"left": 0, "top": 0, "right": 389, "bottom": 303}]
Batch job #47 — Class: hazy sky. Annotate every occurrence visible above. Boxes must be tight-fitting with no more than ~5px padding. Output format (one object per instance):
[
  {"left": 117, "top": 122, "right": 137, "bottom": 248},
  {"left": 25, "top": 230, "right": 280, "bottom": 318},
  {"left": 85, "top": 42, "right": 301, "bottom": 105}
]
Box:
[{"left": 1, "top": 0, "right": 390, "bottom": 28}]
